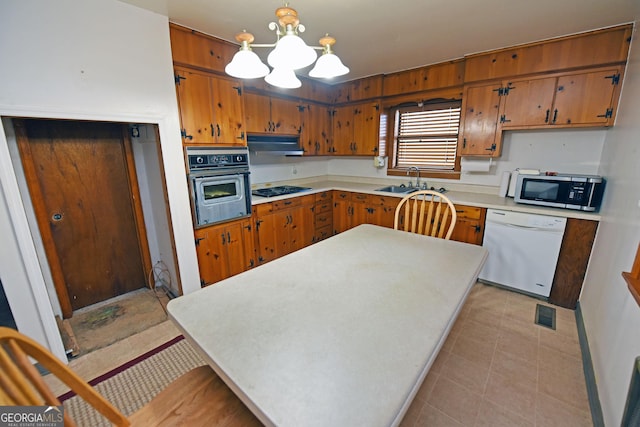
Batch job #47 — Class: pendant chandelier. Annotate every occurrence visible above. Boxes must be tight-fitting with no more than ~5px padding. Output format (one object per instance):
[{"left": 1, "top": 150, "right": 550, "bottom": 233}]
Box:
[{"left": 225, "top": 4, "right": 349, "bottom": 89}]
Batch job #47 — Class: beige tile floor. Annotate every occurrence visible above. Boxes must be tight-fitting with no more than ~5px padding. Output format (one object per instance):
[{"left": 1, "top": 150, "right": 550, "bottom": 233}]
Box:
[
  {"left": 400, "top": 283, "right": 592, "bottom": 427},
  {"left": 50, "top": 282, "right": 592, "bottom": 426}
]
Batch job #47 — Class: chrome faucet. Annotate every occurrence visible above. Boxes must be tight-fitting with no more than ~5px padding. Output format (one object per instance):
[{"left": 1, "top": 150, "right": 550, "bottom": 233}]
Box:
[{"left": 407, "top": 167, "right": 420, "bottom": 188}]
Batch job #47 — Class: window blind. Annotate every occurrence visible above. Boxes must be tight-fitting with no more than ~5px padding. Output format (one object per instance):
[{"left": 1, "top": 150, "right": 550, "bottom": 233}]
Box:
[{"left": 394, "top": 102, "right": 461, "bottom": 170}]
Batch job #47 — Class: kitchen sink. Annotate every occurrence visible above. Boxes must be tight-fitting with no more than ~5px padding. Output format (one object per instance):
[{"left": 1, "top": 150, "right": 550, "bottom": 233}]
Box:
[{"left": 375, "top": 185, "right": 420, "bottom": 194}]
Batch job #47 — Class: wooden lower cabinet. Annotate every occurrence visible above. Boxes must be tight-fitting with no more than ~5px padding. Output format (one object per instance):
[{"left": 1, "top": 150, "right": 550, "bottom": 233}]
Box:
[
  {"left": 313, "top": 191, "right": 333, "bottom": 242},
  {"left": 194, "top": 218, "right": 256, "bottom": 287},
  {"left": 450, "top": 205, "right": 486, "bottom": 245},
  {"left": 254, "top": 195, "right": 315, "bottom": 263},
  {"left": 333, "top": 191, "right": 399, "bottom": 233},
  {"left": 549, "top": 218, "right": 598, "bottom": 309}
]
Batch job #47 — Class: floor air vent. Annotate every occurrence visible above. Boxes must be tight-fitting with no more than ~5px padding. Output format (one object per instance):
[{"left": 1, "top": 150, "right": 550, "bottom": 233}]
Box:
[{"left": 535, "top": 304, "right": 556, "bottom": 330}]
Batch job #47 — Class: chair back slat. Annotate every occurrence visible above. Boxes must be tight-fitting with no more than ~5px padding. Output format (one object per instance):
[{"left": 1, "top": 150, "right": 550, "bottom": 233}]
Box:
[
  {"left": 394, "top": 190, "right": 457, "bottom": 240},
  {"left": 0, "top": 327, "right": 129, "bottom": 427}
]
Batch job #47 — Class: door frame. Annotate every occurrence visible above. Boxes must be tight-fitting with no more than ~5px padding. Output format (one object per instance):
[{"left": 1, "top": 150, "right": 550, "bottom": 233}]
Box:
[{"left": 14, "top": 119, "right": 153, "bottom": 318}]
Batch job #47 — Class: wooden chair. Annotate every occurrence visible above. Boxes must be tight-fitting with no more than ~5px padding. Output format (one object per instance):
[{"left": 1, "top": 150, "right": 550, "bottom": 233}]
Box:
[
  {"left": 393, "top": 190, "right": 457, "bottom": 240},
  {"left": 0, "top": 326, "right": 261, "bottom": 427}
]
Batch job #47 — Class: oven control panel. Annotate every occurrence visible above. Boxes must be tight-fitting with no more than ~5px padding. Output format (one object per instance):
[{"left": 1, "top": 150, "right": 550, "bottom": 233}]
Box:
[{"left": 186, "top": 147, "right": 249, "bottom": 171}]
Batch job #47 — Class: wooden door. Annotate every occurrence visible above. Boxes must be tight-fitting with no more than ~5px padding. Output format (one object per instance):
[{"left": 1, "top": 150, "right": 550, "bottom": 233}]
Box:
[
  {"left": 331, "top": 105, "right": 353, "bottom": 155},
  {"left": 332, "top": 198, "right": 351, "bottom": 234},
  {"left": 243, "top": 92, "right": 272, "bottom": 133},
  {"left": 270, "top": 98, "right": 302, "bottom": 135},
  {"left": 500, "top": 77, "right": 556, "bottom": 127},
  {"left": 459, "top": 83, "right": 501, "bottom": 156},
  {"left": 255, "top": 211, "right": 283, "bottom": 263},
  {"left": 15, "top": 119, "right": 150, "bottom": 316},
  {"left": 353, "top": 102, "right": 380, "bottom": 155},
  {"left": 288, "top": 204, "right": 315, "bottom": 253},
  {"left": 553, "top": 68, "right": 620, "bottom": 126},
  {"left": 300, "top": 103, "right": 330, "bottom": 156},
  {"left": 175, "top": 67, "right": 216, "bottom": 144},
  {"left": 212, "top": 76, "right": 245, "bottom": 145}
]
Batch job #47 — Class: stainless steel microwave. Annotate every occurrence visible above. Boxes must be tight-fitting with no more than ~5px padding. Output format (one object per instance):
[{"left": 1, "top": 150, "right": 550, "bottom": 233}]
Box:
[{"left": 514, "top": 174, "right": 605, "bottom": 211}]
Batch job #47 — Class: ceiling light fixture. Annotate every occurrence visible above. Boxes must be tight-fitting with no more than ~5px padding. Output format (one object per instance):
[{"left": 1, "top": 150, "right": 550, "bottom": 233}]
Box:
[{"left": 225, "top": 4, "right": 349, "bottom": 89}]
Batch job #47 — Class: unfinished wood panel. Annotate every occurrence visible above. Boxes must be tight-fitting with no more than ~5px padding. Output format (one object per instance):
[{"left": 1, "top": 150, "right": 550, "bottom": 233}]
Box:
[{"left": 549, "top": 218, "right": 598, "bottom": 309}]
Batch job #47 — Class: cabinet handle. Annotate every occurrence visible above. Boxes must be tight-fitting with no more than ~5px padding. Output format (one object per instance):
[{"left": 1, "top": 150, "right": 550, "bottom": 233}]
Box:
[
  {"left": 227, "top": 232, "right": 231, "bottom": 242},
  {"left": 545, "top": 109, "right": 550, "bottom": 123},
  {"left": 462, "top": 137, "right": 467, "bottom": 149},
  {"left": 221, "top": 233, "right": 226, "bottom": 244},
  {"left": 195, "top": 237, "right": 205, "bottom": 246},
  {"left": 217, "top": 124, "right": 221, "bottom": 137},
  {"left": 552, "top": 109, "right": 558, "bottom": 124},
  {"left": 210, "top": 124, "right": 214, "bottom": 137}
]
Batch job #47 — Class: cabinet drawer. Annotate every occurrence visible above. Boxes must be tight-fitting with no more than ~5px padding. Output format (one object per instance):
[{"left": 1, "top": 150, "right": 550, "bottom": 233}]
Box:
[
  {"left": 333, "top": 191, "right": 351, "bottom": 201},
  {"left": 254, "top": 202, "right": 274, "bottom": 215},
  {"left": 315, "top": 201, "right": 332, "bottom": 214},
  {"left": 369, "top": 195, "right": 400, "bottom": 208},
  {"left": 315, "top": 211, "right": 333, "bottom": 228},
  {"left": 315, "top": 191, "right": 332, "bottom": 202},
  {"left": 272, "top": 197, "right": 302, "bottom": 211},
  {"left": 454, "top": 205, "right": 483, "bottom": 220},
  {"left": 314, "top": 225, "right": 333, "bottom": 242},
  {"left": 351, "top": 192, "right": 369, "bottom": 204}
]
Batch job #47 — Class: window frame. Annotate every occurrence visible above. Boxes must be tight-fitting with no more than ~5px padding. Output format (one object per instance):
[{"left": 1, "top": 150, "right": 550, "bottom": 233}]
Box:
[{"left": 383, "top": 98, "right": 462, "bottom": 180}]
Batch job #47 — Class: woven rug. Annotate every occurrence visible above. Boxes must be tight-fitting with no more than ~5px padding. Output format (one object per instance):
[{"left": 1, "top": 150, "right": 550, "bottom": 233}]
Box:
[{"left": 59, "top": 335, "right": 205, "bottom": 426}]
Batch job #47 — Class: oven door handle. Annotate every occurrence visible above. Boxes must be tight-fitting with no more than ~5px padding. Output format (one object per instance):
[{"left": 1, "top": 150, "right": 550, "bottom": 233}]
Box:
[{"left": 189, "top": 168, "right": 250, "bottom": 178}]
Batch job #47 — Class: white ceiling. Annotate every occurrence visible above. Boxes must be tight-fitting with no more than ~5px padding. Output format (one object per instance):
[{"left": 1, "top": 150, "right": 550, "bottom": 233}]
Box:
[{"left": 118, "top": 0, "right": 638, "bottom": 84}]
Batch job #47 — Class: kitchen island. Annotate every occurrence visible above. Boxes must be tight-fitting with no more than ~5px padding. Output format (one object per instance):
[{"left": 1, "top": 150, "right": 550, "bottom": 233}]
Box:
[{"left": 168, "top": 224, "right": 488, "bottom": 426}]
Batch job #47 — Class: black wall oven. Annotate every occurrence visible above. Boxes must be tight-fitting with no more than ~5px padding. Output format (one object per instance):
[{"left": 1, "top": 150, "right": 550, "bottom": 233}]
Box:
[{"left": 186, "top": 147, "right": 251, "bottom": 227}]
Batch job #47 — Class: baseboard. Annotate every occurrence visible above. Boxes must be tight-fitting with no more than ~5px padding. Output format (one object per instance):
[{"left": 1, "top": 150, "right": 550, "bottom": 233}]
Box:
[{"left": 575, "top": 302, "right": 605, "bottom": 427}]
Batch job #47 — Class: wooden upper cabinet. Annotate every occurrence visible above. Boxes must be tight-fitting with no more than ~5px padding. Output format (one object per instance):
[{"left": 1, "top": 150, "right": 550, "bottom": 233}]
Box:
[
  {"left": 300, "top": 103, "right": 332, "bottom": 156},
  {"left": 270, "top": 98, "right": 303, "bottom": 135},
  {"left": 244, "top": 92, "right": 272, "bottom": 133},
  {"left": 332, "top": 75, "right": 384, "bottom": 103},
  {"left": 382, "top": 61, "right": 465, "bottom": 97},
  {"left": 464, "top": 24, "right": 632, "bottom": 83},
  {"left": 353, "top": 102, "right": 380, "bottom": 156},
  {"left": 244, "top": 93, "right": 302, "bottom": 135},
  {"left": 553, "top": 68, "right": 623, "bottom": 126},
  {"left": 499, "top": 77, "right": 558, "bottom": 127},
  {"left": 499, "top": 66, "right": 623, "bottom": 129},
  {"left": 331, "top": 101, "right": 380, "bottom": 156},
  {"left": 175, "top": 67, "right": 245, "bottom": 145},
  {"left": 169, "top": 23, "right": 238, "bottom": 73},
  {"left": 458, "top": 83, "right": 502, "bottom": 157}
]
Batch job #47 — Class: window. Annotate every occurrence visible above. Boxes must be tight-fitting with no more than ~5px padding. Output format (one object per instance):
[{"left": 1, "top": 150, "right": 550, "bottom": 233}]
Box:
[{"left": 387, "top": 100, "right": 461, "bottom": 174}]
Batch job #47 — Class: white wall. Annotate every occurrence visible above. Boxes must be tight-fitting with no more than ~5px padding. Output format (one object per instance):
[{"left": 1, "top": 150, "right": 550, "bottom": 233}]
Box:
[
  {"left": 251, "top": 130, "right": 606, "bottom": 190},
  {"left": 0, "top": 0, "right": 200, "bottom": 357},
  {"left": 580, "top": 21, "right": 640, "bottom": 426}
]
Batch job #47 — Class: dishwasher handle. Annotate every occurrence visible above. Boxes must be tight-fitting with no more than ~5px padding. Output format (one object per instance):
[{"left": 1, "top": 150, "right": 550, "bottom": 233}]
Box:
[{"left": 488, "top": 221, "right": 565, "bottom": 233}]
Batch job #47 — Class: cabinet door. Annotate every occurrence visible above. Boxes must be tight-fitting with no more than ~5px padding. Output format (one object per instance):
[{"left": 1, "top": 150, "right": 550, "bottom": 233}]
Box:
[
  {"left": 331, "top": 105, "right": 354, "bottom": 155},
  {"left": 500, "top": 77, "right": 556, "bottom": 127},
  {"left": 244, "top": 92, "right": 272, "bottom": 133},
  {"left": 449, "top": 205, "right": 486, "bottom": 245},
  {"left": 212, "top": 77, "right": 245, "bottom": 145},
  {"left": 224, "top": 219, "right": 255, "bottom": 275},
  {"left": 459, "top": 83, "right": 501, "bottom": 156},
  {"left": 194, "top": 226, "right": 227, "bottom": 286},
  {"left": 270, "top": 98, "right": 302, "bottom": 135},
  {"left": 255, "top": 211, "right": 280, "bottom": 263},
  {"left": 553, "top": 68, "right": 621, "bottom": 126},
  {"left": 170, "top": 24, "right": 237, "bottom": 73},
  {"left": 353, "top": 102, "right": 380, "bottom": 155},
  {"left": 288, "top": 204, "right": 315, "bottom": 253},
  {"left": 300, "top": 103, "right": 332, "bottom": 155},
  {"left": 175, "top": 68, "right": 216, "bottom": 144},
  {"left": 332, "top": 198, "right": 351, "bottom": 234}
]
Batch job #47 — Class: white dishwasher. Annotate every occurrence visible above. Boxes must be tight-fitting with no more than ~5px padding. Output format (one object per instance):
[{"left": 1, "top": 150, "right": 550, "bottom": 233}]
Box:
[{"left": 479, "top": 209, "right": 566, "bottom": 297}]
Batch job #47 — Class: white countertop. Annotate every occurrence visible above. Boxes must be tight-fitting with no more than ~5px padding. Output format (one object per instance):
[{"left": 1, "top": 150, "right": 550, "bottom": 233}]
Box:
[
  {"left": 251, "top": 178, "right": 602, "bottom": 221},
  {"left": 168, "top": 224, "right": 488, "bottom": 427}
]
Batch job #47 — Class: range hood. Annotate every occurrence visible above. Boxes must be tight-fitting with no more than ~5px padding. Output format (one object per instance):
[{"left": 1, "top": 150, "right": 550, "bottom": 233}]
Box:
[{"left": 247, "top": 134, "right": 303, "bottom": 156}]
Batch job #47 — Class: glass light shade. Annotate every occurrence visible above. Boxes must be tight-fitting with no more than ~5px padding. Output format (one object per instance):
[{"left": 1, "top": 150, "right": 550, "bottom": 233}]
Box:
[
  {"left": 309, "top": 52, "right": 350, "bottom": 78},
  {"left": 264, "top": 68, "right": 302, "bottom": 89},
  {"left": 225, "top": 49, "right": 270, "bottom": 79},
  {"left": 267, "top": 34, "right": 317, "bottom": 70}
]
